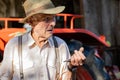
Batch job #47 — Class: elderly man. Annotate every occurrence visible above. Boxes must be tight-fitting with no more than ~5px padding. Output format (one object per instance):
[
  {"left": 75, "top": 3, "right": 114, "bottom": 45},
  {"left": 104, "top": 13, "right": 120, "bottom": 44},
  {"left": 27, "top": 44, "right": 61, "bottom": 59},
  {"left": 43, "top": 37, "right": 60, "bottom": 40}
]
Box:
[{"left": 0, "top": 0, "right": 86, "bottom": 80}]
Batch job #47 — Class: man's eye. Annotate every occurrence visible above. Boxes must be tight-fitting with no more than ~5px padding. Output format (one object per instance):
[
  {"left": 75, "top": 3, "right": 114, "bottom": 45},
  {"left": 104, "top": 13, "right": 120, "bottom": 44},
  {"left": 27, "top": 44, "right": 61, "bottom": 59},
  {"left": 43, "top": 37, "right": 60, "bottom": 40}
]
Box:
[
  {"left": 46, "top": 17, "right": 50, "bottom": 22},
  {"left": 43, "top": 17, "right": 50, "bottom": 22},
  {"left": 44, "top": 16, "right": 55, "bottom": 22}
]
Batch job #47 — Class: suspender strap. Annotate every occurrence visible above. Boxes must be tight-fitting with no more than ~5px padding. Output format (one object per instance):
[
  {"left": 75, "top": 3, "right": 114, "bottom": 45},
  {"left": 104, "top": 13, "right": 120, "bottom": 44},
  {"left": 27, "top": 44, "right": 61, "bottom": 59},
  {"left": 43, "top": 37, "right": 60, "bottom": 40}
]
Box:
[
  {"left": 18, "top": 36, "right": 24, "bottom": 80},
  {"left": 18, "top": 36, "right": 59, "bottom": 80},
  {"left": 52, "top": 36, "right": 60, "bottom": 80}
]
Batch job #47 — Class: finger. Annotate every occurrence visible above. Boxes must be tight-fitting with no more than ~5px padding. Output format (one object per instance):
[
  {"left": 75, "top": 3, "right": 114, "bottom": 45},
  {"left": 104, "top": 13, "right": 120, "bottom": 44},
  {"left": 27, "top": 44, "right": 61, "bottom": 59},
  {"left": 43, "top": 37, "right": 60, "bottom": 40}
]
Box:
[
  {"left": 74, "top": 50, "right": 82, "bottom": 65},
  {"left": 74, "top": 49, "right": 86, "bottom": 61},
  {"left": 78, "top": 51, "right": 86, "bottom": 60},
  {"left": 78, "top": 47, "right": 86, "bottom": 60},
  {"left": 74, "top": 50, "right": 83, "bottom": 61},
  {"left": 79, "top": 47, "right": 84, "bottom": 52},
  {"left": 71, "top": 53, "right": 79, "bottom": 66},
  {"left": 79, "top": 62, "right": 83, "bottom": 66},
  {"left": 74, "top": 51, "right": 85, "bottom": 65}
]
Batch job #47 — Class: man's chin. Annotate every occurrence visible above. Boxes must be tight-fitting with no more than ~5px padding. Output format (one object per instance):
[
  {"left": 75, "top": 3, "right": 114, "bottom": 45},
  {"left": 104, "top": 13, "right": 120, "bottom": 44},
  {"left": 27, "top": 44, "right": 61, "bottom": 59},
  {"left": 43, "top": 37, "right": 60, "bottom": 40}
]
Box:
[
  {"left": 42, "top": 35, "right": 52, "bottom": 41},
  {"left": 46, "top": 34, "right": 53, "bottom": 39}
]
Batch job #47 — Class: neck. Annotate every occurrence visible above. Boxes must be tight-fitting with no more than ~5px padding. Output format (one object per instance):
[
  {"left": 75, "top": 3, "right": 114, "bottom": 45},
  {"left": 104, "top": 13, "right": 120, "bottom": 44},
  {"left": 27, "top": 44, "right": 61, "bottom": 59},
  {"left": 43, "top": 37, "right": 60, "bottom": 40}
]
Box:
[{"left": 32, "top": 33, "right": 46, "bottom": 48}]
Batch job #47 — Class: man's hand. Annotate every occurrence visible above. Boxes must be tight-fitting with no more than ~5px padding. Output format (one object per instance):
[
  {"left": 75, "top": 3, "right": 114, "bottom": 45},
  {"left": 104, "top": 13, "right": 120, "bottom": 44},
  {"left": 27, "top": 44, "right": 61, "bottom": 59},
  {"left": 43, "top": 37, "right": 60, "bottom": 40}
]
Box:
[{"left": 69, "top": 47, "right": 86, "bottom": 67}]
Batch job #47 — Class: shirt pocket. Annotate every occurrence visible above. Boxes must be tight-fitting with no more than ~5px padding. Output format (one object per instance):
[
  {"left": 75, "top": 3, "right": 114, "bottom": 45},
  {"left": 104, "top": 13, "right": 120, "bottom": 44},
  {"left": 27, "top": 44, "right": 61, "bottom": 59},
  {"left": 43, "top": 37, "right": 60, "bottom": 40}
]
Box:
[
  {"left": 14, "top": 60, "right": 35, "bottom": 75},
  {"left": 13, "top": 60, "right": 35, "bottom": 79}
]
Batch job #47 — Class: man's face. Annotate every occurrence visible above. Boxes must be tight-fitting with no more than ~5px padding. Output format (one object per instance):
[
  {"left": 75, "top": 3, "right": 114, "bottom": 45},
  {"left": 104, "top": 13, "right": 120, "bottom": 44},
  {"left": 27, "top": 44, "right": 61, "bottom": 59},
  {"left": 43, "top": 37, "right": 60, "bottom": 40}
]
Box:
[{"left": 32, "top": 15, "right": 56, "bottom": 41}]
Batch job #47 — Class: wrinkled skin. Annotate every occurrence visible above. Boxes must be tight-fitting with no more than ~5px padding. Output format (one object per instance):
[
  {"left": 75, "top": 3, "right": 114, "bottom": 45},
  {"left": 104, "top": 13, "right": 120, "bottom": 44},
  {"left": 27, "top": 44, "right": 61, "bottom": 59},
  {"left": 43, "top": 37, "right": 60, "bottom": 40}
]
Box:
[{"left": 31, "top": 14, "right": 86, "bottom": 68}]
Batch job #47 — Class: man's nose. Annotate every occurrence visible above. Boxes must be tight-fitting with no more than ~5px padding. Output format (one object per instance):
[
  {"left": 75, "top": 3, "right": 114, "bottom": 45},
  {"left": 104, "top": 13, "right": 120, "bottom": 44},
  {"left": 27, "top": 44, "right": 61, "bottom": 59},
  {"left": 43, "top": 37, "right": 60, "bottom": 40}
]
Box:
[{"left": 49, "top": 18, "right": 56, "bottom": 27}]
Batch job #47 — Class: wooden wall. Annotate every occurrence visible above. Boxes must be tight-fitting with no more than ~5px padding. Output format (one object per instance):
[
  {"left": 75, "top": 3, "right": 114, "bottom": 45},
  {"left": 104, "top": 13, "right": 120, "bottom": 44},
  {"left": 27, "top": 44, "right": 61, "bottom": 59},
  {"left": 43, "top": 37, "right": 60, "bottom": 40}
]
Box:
[{"left": 82, "top": 0, "right": 120, "bottom": 46}]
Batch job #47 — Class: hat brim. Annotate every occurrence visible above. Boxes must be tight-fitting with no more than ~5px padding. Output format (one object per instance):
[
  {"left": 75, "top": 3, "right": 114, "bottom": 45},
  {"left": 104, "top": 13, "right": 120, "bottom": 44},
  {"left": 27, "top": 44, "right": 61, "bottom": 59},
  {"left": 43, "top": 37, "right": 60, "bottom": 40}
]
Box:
[{"left": 19, "top": 6, "right": 65, "bottom": 23}]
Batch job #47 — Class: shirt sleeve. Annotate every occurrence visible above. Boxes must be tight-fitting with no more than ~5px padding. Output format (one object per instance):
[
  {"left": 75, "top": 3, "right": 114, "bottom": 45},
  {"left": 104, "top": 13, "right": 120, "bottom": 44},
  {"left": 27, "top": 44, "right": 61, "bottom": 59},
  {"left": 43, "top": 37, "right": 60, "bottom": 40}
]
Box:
[
  {"left": 58, "top": 42, "right": 72, "bottom": 80},
  {"left": 0, "top": 39, "right": 15, "bottom": 79}
]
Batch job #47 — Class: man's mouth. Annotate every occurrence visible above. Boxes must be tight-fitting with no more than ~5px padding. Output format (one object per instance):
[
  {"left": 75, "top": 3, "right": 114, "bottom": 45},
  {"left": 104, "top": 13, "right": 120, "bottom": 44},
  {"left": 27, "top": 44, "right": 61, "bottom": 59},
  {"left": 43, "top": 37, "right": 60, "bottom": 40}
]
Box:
[{"left": 47, "top": 29, "right": 53, "bottom": 31}]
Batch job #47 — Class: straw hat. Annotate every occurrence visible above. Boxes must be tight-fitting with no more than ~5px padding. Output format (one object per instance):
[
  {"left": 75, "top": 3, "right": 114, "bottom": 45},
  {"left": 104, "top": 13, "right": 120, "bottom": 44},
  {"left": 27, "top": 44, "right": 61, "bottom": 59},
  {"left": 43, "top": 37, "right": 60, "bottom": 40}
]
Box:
[{"left": 19, "top": 0, "right": 65, "bottom": 23}]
